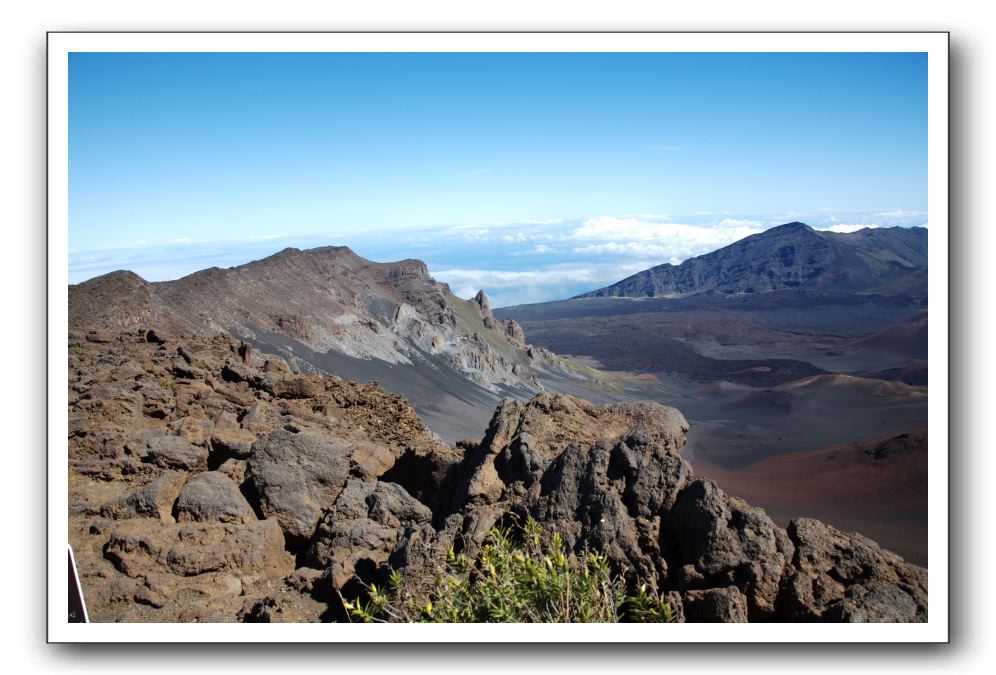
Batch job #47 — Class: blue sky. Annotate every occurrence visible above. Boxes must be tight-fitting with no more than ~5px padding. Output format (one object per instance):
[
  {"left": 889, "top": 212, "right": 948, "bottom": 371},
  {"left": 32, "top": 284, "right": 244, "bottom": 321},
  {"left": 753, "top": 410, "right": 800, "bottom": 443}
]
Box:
[{"left": 69, "top": 52, "right": 927, "bottom": 306}]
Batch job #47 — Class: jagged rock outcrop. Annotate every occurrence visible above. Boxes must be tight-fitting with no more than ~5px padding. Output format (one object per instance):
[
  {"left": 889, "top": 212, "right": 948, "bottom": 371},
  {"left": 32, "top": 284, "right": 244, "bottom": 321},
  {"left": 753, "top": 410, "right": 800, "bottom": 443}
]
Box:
[
  {"left": 501, "top": 318, "right": 527, "bottom": 348},
  {"left": 473, "top": 289, "right": 497, "bottom": 329},
  {"left": 306, "top": 480, "right": 433, "bottom": 588},
  {"left": 67, "top": 331, "right": 926, "bottom": 623},
  {"left": 781, "top": 518, "right": 928, "bottom": 622},
  {"left": 390, "top": 393, "right": 928, "bottom": 623}
]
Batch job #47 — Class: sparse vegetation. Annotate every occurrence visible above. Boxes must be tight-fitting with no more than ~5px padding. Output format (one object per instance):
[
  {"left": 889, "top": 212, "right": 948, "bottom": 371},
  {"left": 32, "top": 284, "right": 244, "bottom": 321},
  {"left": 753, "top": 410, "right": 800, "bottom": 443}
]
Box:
[
  {"left": 157, "top": 375, "right": 176, "bottom": 392},
  {"left": 342, "top": 517, "right": 676, "bottom": 623}
]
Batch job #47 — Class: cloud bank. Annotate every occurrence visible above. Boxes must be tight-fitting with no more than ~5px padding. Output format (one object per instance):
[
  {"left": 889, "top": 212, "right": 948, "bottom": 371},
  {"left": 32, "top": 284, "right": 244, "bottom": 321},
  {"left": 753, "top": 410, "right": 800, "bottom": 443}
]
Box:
[{"left": 69, "top": 208, "right": 928, "bottom": 308}]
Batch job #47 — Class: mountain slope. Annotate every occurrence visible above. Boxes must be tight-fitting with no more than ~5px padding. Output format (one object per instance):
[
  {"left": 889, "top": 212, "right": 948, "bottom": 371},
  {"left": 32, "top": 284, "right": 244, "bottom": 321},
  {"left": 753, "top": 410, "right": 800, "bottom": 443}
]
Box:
[
  {"left": 576, "top": 222, "right": 927, "bottom": 299},
  {"left": 69, "top": 246, "right": 619, "bottom": 442},
  {"left": 72, "top": 247, "right": 527, "bottom": 384}
]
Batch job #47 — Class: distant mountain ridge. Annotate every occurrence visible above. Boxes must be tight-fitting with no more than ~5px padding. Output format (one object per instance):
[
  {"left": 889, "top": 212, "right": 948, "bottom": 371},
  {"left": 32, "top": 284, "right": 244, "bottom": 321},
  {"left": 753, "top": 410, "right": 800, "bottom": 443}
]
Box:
[
  {"left": 576, "top": 222, "right": 927, "bottom": 299},
  {"left": 71, "top": 245, "right": 529, "bottom": 384},
  {"left": 69, "top": 246, "right": 609, "bottom": 442}
]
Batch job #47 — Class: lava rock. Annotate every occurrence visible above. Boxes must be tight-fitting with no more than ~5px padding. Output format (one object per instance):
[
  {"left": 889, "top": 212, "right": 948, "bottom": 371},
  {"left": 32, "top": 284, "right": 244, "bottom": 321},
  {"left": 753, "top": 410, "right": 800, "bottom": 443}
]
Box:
[{"left": 175, "top": 471, "right": 256, "bottom": 524}]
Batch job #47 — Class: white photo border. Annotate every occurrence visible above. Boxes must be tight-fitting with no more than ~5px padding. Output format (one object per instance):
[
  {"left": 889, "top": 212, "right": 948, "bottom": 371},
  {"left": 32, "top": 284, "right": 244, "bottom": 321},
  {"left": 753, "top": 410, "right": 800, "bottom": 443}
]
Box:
[{"left": 47, "top": 31, "right": 949, "bottom": 643}]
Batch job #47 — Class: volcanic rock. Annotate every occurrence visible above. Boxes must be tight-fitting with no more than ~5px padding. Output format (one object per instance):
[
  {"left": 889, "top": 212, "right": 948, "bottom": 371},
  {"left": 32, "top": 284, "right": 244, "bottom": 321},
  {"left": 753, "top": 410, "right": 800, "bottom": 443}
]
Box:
[
  {"left": 393, "top": 392, "right": 928, "bottom": 623},
  {"left": 305, "top": 480, "right": 432, "bottom": 587},
  {"left": 474, "top": 289, "right": 497, "bottom": 329},
  {"left": 780, "top": 518, "right": 928, "bottom": 622},
  {"left": 245, "top": 429, "right": 353, "bottom": 544},
  {"left": 683, "top": 587, "right": 749, "bottom": 623},
  {"left": 66, "top": 331, "right": 928, "bottom": 623},
  {"left": 100, "top": 470, "right": 188, "bottom": 522},
  {"left": 174, "top": 471, "right": 256, "bottom": 524},
  {"left": 209, "top": 427, "right": 257, "bottom": 460},
  {"left": 125, "top": 428, "right": 209, "bottom": 471},
  {"left": 67, "top": 330, "right": 462, "bottom": 623}
]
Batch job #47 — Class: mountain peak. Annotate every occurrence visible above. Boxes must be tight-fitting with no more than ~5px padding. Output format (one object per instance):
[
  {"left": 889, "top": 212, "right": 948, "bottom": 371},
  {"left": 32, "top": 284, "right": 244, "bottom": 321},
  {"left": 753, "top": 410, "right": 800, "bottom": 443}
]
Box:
[
  {"left": 764, "top": 221, "right": 816, "bottom": 236},
  {"left": 576, "top": 221, "right": 926, "bottom": 299},
  {"left": 305, "top": 245, "right": 358, "bottom": 258},
  {"left": 74, "top": 269, "right": 149, "bottom": 287}
]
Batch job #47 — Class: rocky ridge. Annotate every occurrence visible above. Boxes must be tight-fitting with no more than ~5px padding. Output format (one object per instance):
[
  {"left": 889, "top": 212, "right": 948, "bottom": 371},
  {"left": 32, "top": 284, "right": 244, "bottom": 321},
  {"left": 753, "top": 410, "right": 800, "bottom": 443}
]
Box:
[
  {"left": 67, "top": 329, "right": 927, "bottom": 623},
  {"left": 577, "top": 222, "right": 927, "bottom": 299},
  {"left": 69, "top": 247, "right": 560, "bottom": 396}
]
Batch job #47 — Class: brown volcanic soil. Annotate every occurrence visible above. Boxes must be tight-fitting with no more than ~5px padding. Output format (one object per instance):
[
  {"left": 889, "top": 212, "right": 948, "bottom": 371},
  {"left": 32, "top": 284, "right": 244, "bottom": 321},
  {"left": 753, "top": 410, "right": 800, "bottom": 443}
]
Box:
[{"left": 690, "top": 429, "right": 928, "bottom": 566}]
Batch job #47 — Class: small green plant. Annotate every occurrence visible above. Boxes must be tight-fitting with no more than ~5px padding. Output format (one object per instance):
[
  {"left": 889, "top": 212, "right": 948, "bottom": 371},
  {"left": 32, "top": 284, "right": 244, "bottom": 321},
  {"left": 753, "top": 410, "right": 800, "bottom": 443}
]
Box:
[
  {"left": 624, "top": 582, "right": 676, "bottom": 623},
  {"left": 342, "top": 517, "right": 676, "bottom": 623},
  {"left": 157, "top": 375, "right": 176, "bottom": 392}
]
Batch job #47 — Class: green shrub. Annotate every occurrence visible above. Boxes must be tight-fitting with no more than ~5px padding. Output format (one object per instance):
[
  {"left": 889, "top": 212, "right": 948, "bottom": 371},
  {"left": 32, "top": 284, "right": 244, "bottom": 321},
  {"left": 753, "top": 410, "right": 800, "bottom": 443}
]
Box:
[{"left": 343, "top": 517, "right": 676, "bottom": 623}]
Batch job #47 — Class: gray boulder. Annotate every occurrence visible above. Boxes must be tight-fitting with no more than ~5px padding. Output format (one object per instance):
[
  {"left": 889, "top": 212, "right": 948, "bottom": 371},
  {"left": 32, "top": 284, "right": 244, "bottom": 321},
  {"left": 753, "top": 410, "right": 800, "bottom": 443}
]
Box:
[
  {"left": 306, "top": 480, "right": 432, "bottom": 588},
  {"left": 210, "top": 428, "right": 257, "bottom": 459},
  {"left": 245, "top": 428, "right": 351, "bottom": 544},
  {"left": 175, "top": 471, "right": 255, "bottom": 524},
  {"left": 683, "top": 587, "right": 749, "bottom": 623},
  {"left": 663, "top": 478, "right": 792, "bottom": 620},
  {"left": 779, "top": 518, "right": 928, "bottom": 622},
  {"left": 125, "top": 428, "right": 208, "bottom": 471},
  {"left": 101, "top": 470, "right": 188, "bottom": 521}
]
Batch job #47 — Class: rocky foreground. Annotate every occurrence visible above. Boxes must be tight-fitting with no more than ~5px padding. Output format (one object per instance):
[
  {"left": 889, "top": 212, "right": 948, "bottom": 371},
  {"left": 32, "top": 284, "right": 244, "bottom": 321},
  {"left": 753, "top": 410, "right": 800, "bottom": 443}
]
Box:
[{"left": 68, "top": 329, "right": 927, "bottom": 623}]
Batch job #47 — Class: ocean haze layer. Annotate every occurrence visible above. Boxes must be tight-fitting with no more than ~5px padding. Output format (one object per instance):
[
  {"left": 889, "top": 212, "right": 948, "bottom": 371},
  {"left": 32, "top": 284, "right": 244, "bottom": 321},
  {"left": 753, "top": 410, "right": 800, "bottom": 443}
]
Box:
[{"left": 70, "top": 212, "right": 929, "bottom": 308}]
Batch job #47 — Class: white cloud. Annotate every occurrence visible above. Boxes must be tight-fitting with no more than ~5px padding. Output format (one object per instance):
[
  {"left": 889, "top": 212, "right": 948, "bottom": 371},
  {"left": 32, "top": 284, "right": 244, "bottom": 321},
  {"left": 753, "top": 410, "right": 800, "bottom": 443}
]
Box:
[
  {"left": 876, "top": 208, "right": 925, "bottom": 220},
  {"left": 716, "top": 218, "right": 763, "bottom": 228},
  {"left": 620, "top": 213, "right": 673, "bottom": 222},
  {"left": 442, "top": 224, "right": 492, "bottom": 240},
  {"left": 432, "top": 267, "right": 599, "bottom": 291},
  {"left": 572, "top": 242, "right": 677, "bottom": 258},
  {"left": 437, "top": 219, "right": 567, "bottom": 245},
  {"left": 566, "top": 216, "right": 766, "bottom": 263},
  {"left": 522, "top": 218, "right": 564, "bottom": 226},
  {"left": 525, "top": 244, "right": 553, "bottom": 255},
  {"left": 430, "top": 260, "right": 668, "bottom": 308}
]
